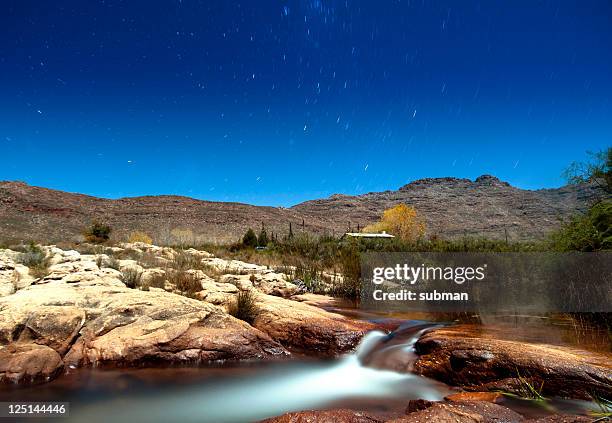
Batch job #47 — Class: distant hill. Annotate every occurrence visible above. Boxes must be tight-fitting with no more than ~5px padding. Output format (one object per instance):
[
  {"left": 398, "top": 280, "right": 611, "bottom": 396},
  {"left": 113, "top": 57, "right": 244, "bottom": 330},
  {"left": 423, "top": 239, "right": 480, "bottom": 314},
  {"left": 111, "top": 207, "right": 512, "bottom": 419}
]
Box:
[{"left": 0, "top": 176, "right": 602, "bottom": 244}]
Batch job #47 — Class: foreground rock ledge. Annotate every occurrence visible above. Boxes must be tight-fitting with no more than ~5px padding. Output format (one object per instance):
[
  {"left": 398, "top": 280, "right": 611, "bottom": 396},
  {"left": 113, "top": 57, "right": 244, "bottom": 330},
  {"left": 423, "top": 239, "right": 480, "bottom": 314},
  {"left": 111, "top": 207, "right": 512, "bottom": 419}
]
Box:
[
  {"left": 261, "top": 401, "right": 592, "bottom": 423},
  {"left": 413, "top": 325, "right": 612, "bottom": 400},
  {"left": 0, "top": 278, "right": 288, "bottom": 383}
]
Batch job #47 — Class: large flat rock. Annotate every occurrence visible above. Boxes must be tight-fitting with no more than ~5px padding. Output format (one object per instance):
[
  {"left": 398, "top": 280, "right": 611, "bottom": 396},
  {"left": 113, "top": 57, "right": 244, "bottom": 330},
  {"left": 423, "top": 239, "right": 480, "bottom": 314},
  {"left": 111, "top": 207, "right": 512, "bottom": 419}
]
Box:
[
  {"left": 254, "top": 293, "right": 377, "bottom": 356},
  {"left": 0, "top": 274, "right": 288, "bottom": 383},
  {"left": 413, "top": 325, "right": 612, "bottom": 400}
]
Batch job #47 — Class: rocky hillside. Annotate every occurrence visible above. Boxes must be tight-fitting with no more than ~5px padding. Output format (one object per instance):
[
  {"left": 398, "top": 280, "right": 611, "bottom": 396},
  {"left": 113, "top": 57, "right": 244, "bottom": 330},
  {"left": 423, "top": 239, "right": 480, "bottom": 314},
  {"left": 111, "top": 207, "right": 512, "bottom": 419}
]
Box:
[
  {"left": 293, "top": 175, "right": 603, "bottom": 241},
  {"left": 0, "top": 177, "right": 602, "bottom": 244}
]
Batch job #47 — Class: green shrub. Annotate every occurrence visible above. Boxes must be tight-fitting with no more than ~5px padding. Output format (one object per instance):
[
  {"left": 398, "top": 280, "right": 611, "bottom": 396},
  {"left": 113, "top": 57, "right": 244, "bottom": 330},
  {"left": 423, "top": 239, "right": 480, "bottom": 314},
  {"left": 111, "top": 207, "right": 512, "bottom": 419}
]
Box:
[
  {"left": 242, "top": 228, "right": 258, "bottom": 248},
  {"left": 84, "top": 221, "right": 112, "bottom": 243},
  {"left": 18, "top": 243, "right": 51, "bottom": 279},
  {"left": 258, "top": 228, "right": 269, "bottom": 247},
  {"left": 549, "top": 201, "right": 612, "bottom": 252},
  {"left": 228, "top": 290, "right": 259, "bottom": 324},
  {"left": 18, "top": 242, "right": 46, "bottom": 267}
]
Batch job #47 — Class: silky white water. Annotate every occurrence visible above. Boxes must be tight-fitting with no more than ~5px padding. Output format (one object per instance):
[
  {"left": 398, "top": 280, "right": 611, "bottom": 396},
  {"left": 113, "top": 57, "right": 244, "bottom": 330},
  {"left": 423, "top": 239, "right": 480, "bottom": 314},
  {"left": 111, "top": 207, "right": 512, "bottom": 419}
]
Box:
[{"left": 67, "top": 327, "right": 450, "bottom": 423}]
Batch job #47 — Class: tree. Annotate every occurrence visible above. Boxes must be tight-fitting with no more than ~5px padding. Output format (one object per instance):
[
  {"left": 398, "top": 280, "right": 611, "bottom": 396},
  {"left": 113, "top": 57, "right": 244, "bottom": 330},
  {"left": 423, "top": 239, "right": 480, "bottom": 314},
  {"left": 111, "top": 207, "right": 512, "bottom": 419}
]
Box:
[
  {"left": 550, "top": 200, "right": 611, "bottom": 251},
  {"left": 128, "top": 231, "right": 153, "bottom": 244},
  {"left": 363, "top": 204, "right": 426, "bottom": 242},
  {"left": 242, "top": 228, "right": 258, "bottom": 248},
  {"left": 84, "top": 220, "right": 112, "bottom": 243},
  {"left": 563, "top": 147, "right": 611, "bottom": 194},
  {"left": 258, "top": 228, "right": 269, "bottom": 247},
  {"left": 552, "top": 148, "right": 612, "bottom": 251}
]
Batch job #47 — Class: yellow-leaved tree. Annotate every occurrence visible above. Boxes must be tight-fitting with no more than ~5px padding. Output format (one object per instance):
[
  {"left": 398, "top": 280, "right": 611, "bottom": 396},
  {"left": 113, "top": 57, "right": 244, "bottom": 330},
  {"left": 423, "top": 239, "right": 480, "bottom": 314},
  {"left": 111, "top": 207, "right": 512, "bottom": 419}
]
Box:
[{"left": 364, "top": 204, "right": 426, "bottom": 242}]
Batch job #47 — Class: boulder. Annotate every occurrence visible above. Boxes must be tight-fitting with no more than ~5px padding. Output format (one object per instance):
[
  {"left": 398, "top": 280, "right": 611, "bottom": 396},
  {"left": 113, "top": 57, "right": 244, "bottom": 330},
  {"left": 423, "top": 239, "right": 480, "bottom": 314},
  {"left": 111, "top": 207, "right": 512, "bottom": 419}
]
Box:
[
  {"left": 221, "top": 272, "right": 297, "bottom": 297},
  {"left": 260, "top": 409, "right": 384, "bottom": 423},
  {"left": 220, "top": 274, "right": 255, "bottom": 291},
  {"left": 253, "top": 293, "right": 376, "bottom": 355},
  {"left": 392, "top": 400, "right": 524, "bottom": 423},
  {"left": 194, "top": 277, "right": 239, "bottom": 305},
  {"left": 0, "top": 343, "right": 63, "bottom": 383},
  {"left": 1, "top": 305, "right": 86, "bottom": 355},
  {"left": 414, "top": 325, "right": 612, "bottom": 400}
]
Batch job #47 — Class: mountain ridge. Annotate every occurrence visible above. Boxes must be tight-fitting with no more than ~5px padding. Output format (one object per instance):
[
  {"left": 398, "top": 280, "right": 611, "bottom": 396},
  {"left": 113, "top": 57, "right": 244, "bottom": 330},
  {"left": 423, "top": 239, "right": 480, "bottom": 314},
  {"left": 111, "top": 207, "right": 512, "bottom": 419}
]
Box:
[{"left": 0, "top": 176, "right": 602, "bottom": 244}]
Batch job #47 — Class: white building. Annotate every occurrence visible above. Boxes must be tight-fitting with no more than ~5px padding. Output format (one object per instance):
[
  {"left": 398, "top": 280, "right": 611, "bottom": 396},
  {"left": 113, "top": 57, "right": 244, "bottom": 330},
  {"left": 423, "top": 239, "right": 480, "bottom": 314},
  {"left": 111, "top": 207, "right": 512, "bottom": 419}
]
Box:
[{"left": 343, "top": 231, "right": 395, "bottom": 239}]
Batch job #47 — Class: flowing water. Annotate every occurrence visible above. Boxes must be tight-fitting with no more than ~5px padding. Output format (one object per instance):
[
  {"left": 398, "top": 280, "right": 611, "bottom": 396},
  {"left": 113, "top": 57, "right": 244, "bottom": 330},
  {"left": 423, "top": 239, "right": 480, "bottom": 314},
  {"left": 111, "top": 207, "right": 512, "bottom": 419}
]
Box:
[{"left": 0, "top": 318, "right": 603, "bottom": 422}]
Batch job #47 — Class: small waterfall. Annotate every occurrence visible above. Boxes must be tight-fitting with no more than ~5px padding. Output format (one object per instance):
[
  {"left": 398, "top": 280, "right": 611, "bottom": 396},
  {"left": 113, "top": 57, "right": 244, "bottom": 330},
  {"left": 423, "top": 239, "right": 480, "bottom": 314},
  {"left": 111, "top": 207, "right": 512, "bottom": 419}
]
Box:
[
  {"left": 67, "top": 323, "right": 450, "bottom": 423},
  {"left": 355, "top": 330, "right": 389, "bottom": 362}
]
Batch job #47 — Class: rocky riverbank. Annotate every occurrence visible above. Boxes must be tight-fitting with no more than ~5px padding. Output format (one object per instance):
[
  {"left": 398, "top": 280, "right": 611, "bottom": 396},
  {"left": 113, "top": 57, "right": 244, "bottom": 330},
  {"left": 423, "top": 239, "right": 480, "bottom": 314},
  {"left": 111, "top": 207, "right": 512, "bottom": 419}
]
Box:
[{"left": 0, "top": 243, "right": 372, "bottom": 383}]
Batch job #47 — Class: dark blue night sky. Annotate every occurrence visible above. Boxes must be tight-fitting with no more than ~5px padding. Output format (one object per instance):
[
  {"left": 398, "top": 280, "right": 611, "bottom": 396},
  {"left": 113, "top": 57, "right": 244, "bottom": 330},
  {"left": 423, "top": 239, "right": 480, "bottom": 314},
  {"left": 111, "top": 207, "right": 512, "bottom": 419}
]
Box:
[{"left": 1, "top": 1, "right": 611, "bottom": 205}]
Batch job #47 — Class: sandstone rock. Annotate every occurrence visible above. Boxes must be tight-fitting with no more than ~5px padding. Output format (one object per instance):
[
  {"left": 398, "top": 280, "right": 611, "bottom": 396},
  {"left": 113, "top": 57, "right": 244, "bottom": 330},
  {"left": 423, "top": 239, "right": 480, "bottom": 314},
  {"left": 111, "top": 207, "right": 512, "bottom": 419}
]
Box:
[
  {"left": 220, "top": 272, "right": 297, "bottom": 297},
  {"left": 525, "top": 416, "right": 592, "bottom": 423},
  {"left": 140, "top": 268, "right": 165, "bottom": 286},
  {"left": 393, "top": 400, "right": 524, "bottom": 423},
  {"left": 291, "top": 293, "right": 347, "bottom": 308},
  {"left": 46, "top": 248, "right": 81, "bottom": 265},
  {"left": 184, "top": 247, "right": 214, "bottom": 258},
  {"left": 257, "top": 272, "right": 298, "bottom": 297},
  {"left": 405, "top": 399, "right": 435, "bottom": 413},
  {"left": 0, "top": 273, "right": 289, "bottom": 383},
  {"left": 195, "top": 277, "right": 239, "bottom": 305},
  {"left": 0, "top": 255, "right": 17, "bottom": 297},
  {"left": 414, "top": 325, "right": 612, "bottom": 400},
  {"left": 260, "top": 409, "right": 384, "bottom": 423},
  {"left": 118, "top": 259, "right": 143, "bottom": 272},
  {"left": 445, "top": 391, "right": 503, "bottom": 403},
  {"left": 0, "top": 343, "right": 63, "bottom": 383},
  {"left": 202, "top": 257, "right": 268, "bottom": 274},
  {"left": 1, "top": 306, "right": 86, "bottom": 355},
  {"left": 253, "top": 293, "right": 376, "bottom": 355},
  {"left": 220, "top": 274, "right": 254, "bottom": 291},
  {"left": 263, "top": 401, "right": 527, "bottom": 423}
]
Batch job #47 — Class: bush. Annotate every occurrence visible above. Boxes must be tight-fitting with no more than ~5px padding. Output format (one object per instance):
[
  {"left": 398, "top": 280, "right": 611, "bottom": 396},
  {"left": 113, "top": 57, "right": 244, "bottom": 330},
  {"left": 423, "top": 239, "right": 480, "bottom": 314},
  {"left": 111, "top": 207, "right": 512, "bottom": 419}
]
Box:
[
  {"left": 228, "top": 290, "right": 259, "bottom": 324},
  {"left": 167, "top": 270, "right": 202, "bottom": 296},
  {"left": 120, "top": 268, "right": 142, "bottom": 289},
  {"left": 84, "top": 221, "right": 112, "bottom": 243},
  {"left": 258, "top": 228, "right": 269, "bottom": 247},
  {"left": 172, "top": 250, "right": 202, "bottom": 271},
  {"left": 106, "top": 255, "right": 121, "bottom": 270},
  {"left": 549, "top": 201, "right": 612, "bottom": 251},
  {"left": 18, "top": 243, "right": 51, "bottom": 279},
  {"left": 128, "top": 231, "right": 153, "bottom": 244},
  {"left": 242, "top": 228, "right": 258, "bottom": 248},
  {"left": 18, "top": 242, "right": 46, "bottom": 267},
  {"left": 146, "top": 273, "right": 167, "bottom": 290}
]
